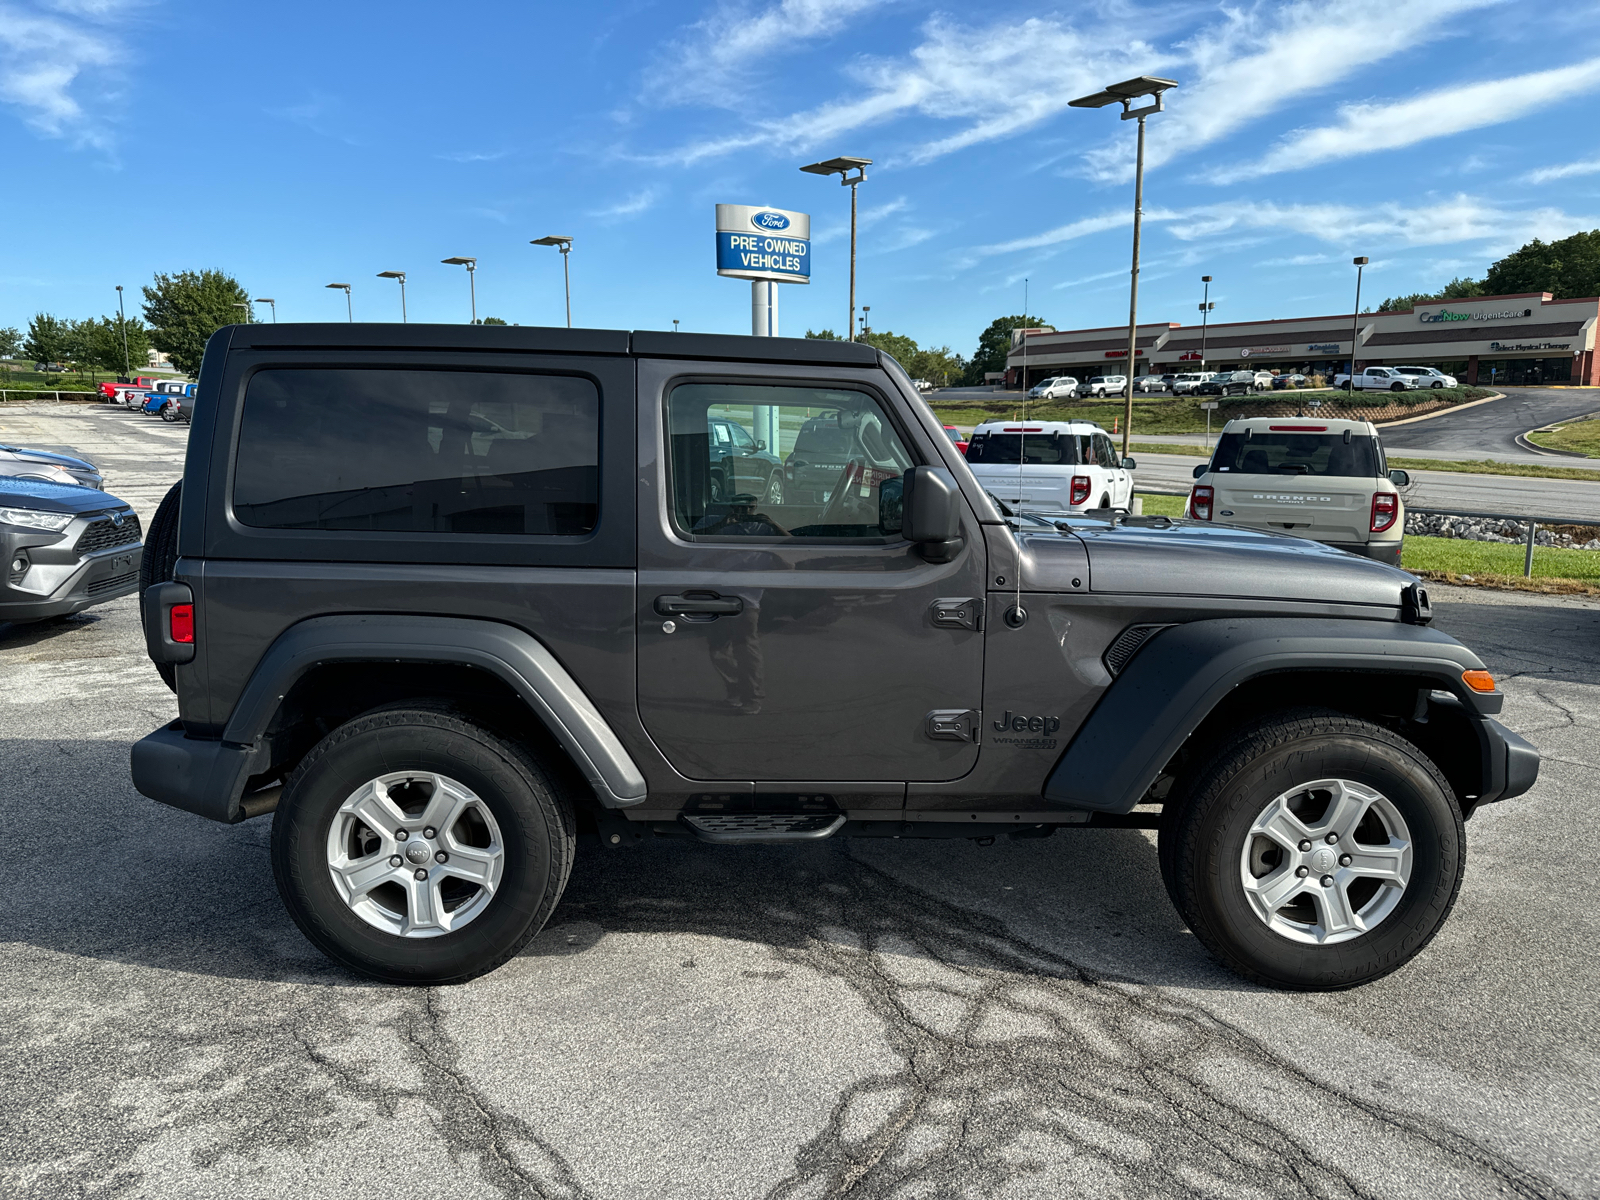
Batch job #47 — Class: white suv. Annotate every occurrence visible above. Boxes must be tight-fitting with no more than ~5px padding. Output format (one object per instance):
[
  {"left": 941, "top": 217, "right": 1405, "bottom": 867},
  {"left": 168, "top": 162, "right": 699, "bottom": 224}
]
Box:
[
  {"left": 1392, "top": 365, "right": 1458, "bottom": 389},
  {"left": 1186, "top": 416, "right": 1410, "bottom": 567},
  {"left": 1170, "top": 372, "right": 1214, "bottom": 395},
  {"left": 1027, "top": 376, "right": 1078, "bottom": 400},
  {"left": 1077, "top": 375, "right": 1127, "bottom": 399},
  {"left": 964, "top": 419, "right": 1134, "bottom": 512}
]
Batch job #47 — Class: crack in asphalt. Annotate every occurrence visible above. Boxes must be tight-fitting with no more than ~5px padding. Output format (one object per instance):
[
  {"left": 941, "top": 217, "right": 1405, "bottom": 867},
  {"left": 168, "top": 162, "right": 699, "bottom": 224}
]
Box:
[{"left": 548, "top": 843, "right": 1577, "bottom": 1200}]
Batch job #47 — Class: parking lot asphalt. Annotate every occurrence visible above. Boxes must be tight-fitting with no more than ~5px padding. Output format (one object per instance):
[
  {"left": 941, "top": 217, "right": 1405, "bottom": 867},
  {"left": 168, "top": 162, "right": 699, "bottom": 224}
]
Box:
[
  {"left": 3, "top": 403, "right": 1599, "bottom": 1199},
  {"left": 1380, "top": 387, "right": 1600, "bottom": 458}
]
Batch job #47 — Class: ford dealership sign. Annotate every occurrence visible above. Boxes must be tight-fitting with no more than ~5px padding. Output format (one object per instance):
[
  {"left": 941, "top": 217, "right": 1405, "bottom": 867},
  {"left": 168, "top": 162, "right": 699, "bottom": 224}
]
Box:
[{"left": 715, "top": 204, "right": 811, "bottom": 284}]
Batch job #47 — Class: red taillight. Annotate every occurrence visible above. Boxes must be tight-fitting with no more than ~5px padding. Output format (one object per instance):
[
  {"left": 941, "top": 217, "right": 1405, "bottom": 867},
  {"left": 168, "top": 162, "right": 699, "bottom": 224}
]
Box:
[
  {"left": 1190, "top": 485, "right": 1214, "bottom": 520},
  {"left": 170, "top": 603, "right": 194, "bottom": 643},
  {"left": 1370, "top": 492, "right": 1398, "bottom": 533},
  {"left": 1069, "top": 475, "right": 1092, "bottom": 506}
]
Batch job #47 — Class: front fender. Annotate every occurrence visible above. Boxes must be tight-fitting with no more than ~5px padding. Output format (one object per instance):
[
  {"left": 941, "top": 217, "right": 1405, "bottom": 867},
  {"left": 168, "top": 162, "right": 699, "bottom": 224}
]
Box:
[{"left": 1042, "top": 617, "right": 1505, "bottom": 813}]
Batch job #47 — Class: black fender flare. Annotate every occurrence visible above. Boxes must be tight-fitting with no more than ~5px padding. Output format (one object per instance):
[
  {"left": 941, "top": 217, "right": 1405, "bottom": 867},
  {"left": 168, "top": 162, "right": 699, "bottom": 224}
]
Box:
[
  {"left": 133, "top": 614, "right": 647, "bottom": 823},
  {"left": 1042, "top": 617, "right": 1529, "bottom": 814}
]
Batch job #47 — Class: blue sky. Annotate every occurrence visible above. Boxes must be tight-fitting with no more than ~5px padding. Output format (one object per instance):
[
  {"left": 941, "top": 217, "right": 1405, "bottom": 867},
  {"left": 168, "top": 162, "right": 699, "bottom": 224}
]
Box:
[{"left": 4, "top": 0, "right": 1600, "bottom": 359}]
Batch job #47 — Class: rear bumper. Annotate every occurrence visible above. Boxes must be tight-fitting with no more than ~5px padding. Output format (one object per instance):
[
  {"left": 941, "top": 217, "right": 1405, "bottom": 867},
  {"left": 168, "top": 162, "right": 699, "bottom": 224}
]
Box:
[
  {"left": 1324, "top": 539, "right": 1403, "bottom": 568},
  {"left": 131, "top": 721, "right": 260, "bottom": 824}
]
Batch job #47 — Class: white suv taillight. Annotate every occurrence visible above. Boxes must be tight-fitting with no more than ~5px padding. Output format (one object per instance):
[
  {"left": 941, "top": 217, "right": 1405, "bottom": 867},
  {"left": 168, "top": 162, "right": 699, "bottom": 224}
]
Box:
[
  {"left": 1190, "top": 485, "right": 1213, "bottom": 521},
  {"left": 1070, "top": 475, "right": 1092, "bottom": 506},
  {"left": 1371, "top": 492, "right": 1398, "bottom": 533}
]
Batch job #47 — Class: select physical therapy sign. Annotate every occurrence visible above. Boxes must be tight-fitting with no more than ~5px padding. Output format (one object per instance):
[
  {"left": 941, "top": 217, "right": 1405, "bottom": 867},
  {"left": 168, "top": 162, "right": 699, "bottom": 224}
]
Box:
[{"left": 716, "top": 204, "right": 811, "bottom": 285}]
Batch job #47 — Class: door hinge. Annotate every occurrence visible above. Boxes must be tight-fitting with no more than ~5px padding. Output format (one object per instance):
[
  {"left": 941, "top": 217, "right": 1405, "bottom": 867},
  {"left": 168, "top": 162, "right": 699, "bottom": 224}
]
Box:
[
  {"left": 926, "top": 709, "right": 980, "bottom": 742},
  {"left": 930, "top": 597, "right": 982, "bottom": 631}
]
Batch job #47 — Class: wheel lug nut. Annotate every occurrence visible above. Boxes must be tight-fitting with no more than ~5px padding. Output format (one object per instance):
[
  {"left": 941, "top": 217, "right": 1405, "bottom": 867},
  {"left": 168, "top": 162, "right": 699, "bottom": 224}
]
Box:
[
  {"left": 1295, "top": 866, "right": 1309, "bottom": 878},
  {"left": 389, "top": 855, "right": 403, "bottom": 868},
  {"left": 414, "top": 868, "right": 428, "bottom": 881},
  {"left": 1320, "top": 875, "right": 1334, "bottom": 888},
  {"left": 435, "top": 851, "right": 449, "bottom": 863},
  {"left": 1298, "top": 840, "right": 1312, "bottom": 852},
  {"left": 1326, "top": 833, "right": 1338, "bottom": 845},
  {"left": 395, "top": 829, "right": 408, "bottom": 840},
  {"left": 423, "top": 827, "right": 437, "bottom": 839},
  {"left": 1339, "top": 854, "right": 1352, "bottom": 867}
]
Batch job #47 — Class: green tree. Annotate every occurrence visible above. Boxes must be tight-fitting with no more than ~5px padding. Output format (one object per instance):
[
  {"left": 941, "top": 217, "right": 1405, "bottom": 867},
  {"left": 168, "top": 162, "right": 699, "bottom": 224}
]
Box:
[
  {"left": 0, "top": 327, "right": 21, "bottom": 360},
  {"left": 964, "top": 314, "right": 1049, "bottom": 385},
  {"left": 1482, "top": 229, "right": 1600, "bottom": 299},
  {"left": 804, "top": 328, "right": 844, "bottom": 340},
  {"left": 22, "top": 313, "right": 71, "bottom": 368},
  {"left": 72, "top": 315, "right": 151, "bottom": 377},
  {"left": 1377, "top": 276, "right": 1484, "bottom": 312},
  {"left": 476, "top": 316, "right": 508, "bottom": 325},
  {"left": 142, "top": 269, "right": 249, "bottom": 376}
]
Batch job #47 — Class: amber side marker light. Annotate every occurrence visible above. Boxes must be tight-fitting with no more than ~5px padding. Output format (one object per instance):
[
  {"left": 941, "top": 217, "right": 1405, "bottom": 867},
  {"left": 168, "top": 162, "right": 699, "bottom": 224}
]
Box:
[{"left": 1462, "top": 669, "right": 1497, "bottom": 693}]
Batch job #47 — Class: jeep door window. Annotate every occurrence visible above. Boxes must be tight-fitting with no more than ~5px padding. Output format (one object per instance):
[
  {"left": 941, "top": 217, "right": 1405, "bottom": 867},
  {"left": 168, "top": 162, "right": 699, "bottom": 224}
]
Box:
[
  {"left": 667, "top": 383, "right": 912, "bottom": 541},
  {"left": 233, "top": 368, "right": 599, "bottom": 535},
  {"left": 1212, "top": 431, "right": 1379, "bottom": 477}
]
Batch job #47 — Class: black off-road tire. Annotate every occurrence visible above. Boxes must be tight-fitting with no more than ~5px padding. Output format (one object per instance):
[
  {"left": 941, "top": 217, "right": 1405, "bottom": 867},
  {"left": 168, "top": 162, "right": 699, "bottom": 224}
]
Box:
[
  {"left": 139, "top": 481, "right": 182, "bottom": 691},
  {"left": 271, "top": 705, "right": 577, "bottom": 984},
  {"left": 1159, "top": 708, "right": 1464, "bottom": 990}
]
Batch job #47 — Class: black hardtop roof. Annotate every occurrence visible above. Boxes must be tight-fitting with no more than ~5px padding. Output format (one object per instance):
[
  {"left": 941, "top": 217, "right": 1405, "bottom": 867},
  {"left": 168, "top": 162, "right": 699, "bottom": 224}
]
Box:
[{"left": 224, "top": 323, "right": 880, "bottom": 368}]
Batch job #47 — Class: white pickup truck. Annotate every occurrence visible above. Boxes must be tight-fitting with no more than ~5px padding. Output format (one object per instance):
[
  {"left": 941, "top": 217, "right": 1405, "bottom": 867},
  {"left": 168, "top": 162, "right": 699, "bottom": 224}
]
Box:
[{"left": 1332, "top": 367, "right": 1421, "bottom": 392}]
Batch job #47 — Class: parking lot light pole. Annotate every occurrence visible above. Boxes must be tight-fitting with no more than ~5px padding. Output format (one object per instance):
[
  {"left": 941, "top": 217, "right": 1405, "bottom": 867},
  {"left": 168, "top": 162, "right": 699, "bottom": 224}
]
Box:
[
  {"left": 254, "top": 298, "right": 276, "bottom": 322},
  {"left": 232, "top": 301, "right": 252, "bottom": 324},
  {"left": 530, "top": 237, "right": 574, "bottom": 327},
  {"left": 1071, "top": 76, "right": 1178, "bottom": 456},
  {"left": 800, "top": 156, "right": 871, "bottom": 340},
  {"left": 1348, "top": 256, "right": 1368, "bottom": 393},
  {"left": 325, "top": 283, "right": 352, "bottom": 322},
  {"left": 1199, "top": 275, "right": 1214, "bottom": 371},
  {"left": 376, "top": 271, "right": 407, "bottom": 322},
  {"left": 114, "top": 285, "right": 130, "bottom": 377},
  {"left": 441, "top": 257, "right": 477, "bottom": 323}
]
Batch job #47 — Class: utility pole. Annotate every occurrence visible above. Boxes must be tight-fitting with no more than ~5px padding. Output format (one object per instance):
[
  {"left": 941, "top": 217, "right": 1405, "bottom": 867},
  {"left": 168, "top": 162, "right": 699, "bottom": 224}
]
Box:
[
  {"left": 115, "top": 285, "right": 130, "bottom": 378},
  {"left": 1348, "top": 257, "right": 1368, "bottom": 393}
]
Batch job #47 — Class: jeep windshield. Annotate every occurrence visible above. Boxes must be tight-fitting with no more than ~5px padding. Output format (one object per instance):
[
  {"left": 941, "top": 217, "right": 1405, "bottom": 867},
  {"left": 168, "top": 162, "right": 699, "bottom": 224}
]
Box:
[
  {"left": 966, "top": 431, "right": 1085, "bottom": 465},
  {"left": 1211, "top": 431, "right": 1380, "bottom": 477}
]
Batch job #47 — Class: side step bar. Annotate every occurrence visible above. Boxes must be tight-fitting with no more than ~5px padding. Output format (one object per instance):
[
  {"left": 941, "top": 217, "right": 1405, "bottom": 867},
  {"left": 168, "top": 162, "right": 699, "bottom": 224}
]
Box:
[{"left": 681, "top": 813, "right": 847, "bottom": 844}]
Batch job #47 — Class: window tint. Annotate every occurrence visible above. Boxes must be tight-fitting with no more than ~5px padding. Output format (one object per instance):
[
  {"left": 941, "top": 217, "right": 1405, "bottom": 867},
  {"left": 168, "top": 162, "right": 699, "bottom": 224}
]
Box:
[
  {"left": 965, "top": 431, "right": 1082, "bottom": 466},
  {"left": 1211, "top": 432, "right": 1379, "bottom": 478},
  {"left": 234, "top": 368, "right": 599, "bottom": 535},
  {"left": 667, "top": 383, "right": 913, "bottom": 541}
]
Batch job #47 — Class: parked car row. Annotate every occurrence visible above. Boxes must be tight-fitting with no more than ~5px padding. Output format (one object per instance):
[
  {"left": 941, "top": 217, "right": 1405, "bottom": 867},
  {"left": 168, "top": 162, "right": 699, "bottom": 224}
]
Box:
[
  {"left": 1332, "top": 366, "right": 1458, "bottom": 391},
  {"left": 100, "top": 377, "right": 194, "bottom": 423},
  {"left": 1025, "top": 375, "right": 1128, "bottom": 400}
]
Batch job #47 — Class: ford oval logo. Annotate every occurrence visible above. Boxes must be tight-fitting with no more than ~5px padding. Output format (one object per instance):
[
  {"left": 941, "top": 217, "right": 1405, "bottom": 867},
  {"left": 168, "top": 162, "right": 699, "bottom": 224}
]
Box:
[{"left": 751, "top": 211, "right": 790, "bottom": 231}]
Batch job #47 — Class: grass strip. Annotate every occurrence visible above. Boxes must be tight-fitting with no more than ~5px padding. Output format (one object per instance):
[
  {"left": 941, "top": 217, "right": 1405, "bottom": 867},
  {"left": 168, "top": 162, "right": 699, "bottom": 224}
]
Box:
[
  {"left": 1388, "top": 456, "right": 1600, "bottom": 482},
  {"left": 1526, "top": 419, "right": 1600, "bottom": 459}
]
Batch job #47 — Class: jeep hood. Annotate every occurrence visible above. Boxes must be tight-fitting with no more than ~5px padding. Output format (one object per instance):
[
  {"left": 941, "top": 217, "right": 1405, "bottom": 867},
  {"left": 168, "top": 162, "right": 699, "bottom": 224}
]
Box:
[{"left": 1018, "top": 517, "right": 1412, "bottom": 607}]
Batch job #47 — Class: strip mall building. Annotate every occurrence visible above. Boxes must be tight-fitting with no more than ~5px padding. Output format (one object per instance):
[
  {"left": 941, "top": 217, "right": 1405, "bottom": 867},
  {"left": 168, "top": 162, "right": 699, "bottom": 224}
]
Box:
[{"left": 1004, "top": 292, "right": 1600, "bottom": 389}]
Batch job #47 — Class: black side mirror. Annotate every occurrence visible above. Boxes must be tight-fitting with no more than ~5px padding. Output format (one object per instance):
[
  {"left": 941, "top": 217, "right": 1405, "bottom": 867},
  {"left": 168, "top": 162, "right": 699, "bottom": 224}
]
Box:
[
  {"left": 1121, "top": 456, "right": 1137, "bottom": 470},
  {"left": 1192, "top": 463, "right": 1209, "bottom": 479},
  {"left": 1388, "top": 469, "right": 1410, "bottom": 486},
  {"left": 901, "top": 466, "right": 963, "bottom": 563}
]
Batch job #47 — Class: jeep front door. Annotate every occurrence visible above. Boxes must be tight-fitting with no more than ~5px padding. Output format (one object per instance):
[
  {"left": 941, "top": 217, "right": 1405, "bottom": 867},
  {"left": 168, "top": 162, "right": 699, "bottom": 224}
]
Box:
[{"left": 636, "top": 367, "right": 986, "bottom": 783}]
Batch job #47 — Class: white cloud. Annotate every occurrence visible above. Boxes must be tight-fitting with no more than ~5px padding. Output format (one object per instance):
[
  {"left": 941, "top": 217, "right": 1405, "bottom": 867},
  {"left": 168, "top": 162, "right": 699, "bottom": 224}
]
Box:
[
  {"left": 1081, "top": 0, "right": 1504, "bottom": 184},
  {"left": 814, "top": 195, "right": 908, "bottom": 243},
  {"left": 1220, "top": 56, "right": 1600, "bottom": 181},
  {"left": 437, "top": 150, "right": 508, "bottom": 163},
  {"left": 589, "top": 187, "right": 661, "bottom": 219},
  {"left": 976, "top": 211, "right": 1132, "bottom": 257},
  {"left": 1527, "top": 157, "right": 1600, "bottom": 183},
  {"left": 0, "top": 1, "right": 135, "bottom": 147},
  {"left": 646, "top": 0, "right": 887, "bottom": 107}
]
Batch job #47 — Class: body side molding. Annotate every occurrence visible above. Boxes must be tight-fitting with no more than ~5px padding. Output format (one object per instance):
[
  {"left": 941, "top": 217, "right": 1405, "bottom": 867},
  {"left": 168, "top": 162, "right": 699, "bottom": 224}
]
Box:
[{"left": 1044, "top": 617, "right": 1501, "bottom": 814}]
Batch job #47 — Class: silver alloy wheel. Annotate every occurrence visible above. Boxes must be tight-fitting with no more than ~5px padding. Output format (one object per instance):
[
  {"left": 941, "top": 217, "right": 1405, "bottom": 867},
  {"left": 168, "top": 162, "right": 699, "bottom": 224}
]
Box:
[
  {"left": 766, "top": 471, "right": 784, "bottom": 504},
  {"left": 325, "top": 771, "right": 505, "bottom": 938},
  {"left": 1239, "top": 778, "right": 1412, "bottom": 945}
]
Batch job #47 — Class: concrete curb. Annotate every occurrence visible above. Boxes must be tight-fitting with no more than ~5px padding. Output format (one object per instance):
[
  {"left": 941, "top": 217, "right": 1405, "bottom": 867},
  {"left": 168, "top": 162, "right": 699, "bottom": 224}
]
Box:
[
  {"left": 1375, "top": 391, "right": 1505, "bottom": 428},
  {"left": 1515, "top": 410, "right": 1600, "bottom": 459}
]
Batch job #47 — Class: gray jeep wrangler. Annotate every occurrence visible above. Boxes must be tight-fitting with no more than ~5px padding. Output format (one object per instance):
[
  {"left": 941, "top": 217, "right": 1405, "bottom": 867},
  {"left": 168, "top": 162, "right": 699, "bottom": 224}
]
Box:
[{"left": 131, "top": 324, "right": 1538, "bottom": 990}]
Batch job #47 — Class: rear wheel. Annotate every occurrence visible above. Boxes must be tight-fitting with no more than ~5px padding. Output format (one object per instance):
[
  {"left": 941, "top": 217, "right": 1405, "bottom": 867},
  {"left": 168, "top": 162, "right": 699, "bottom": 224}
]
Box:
[
  {"left": 1159, "top": 708, "right": 1463, "bottom": 989},
  {"left": 765, "top": 471, "right": 784, "bottom": 505},
  {"left": 271, "top": 706, "right": 576, "bottom": 984},
  {"left": 140, "top": 482, "right": 183, "bottom": 692}
]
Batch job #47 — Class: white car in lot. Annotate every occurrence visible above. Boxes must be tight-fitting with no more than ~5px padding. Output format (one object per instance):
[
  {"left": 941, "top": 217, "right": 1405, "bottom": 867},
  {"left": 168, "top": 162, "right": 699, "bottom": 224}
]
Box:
[
  {"left": 1392, "top": 365, "right": 1458, "bottom": 388},
  {"left": 964, "top": 419, "right": 1135, "bottom": 512},
  {"left": 1170, "top": 372, "right": 1214, "bottom": 394},
  {"left": 1027, "top": 376, "right": 1079, "bottom": 400},
  {"left": 1332, "top": 367, "right": 1422, "bottom": 392},
  {"left": 1076, "top": 375, "right": 1127, "bottom": 399},
  {"left": 1186, "top": 416, "right": 1410, "bottom": 567}
]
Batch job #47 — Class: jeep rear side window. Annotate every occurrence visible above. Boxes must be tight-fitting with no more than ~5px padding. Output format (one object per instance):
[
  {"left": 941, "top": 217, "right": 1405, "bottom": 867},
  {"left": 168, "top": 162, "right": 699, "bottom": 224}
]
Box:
[
  {"left": 1212, "top": 431, "right": 1379, "bottom": 477},
  {"left": 666, "top": 383, "right": 913, "bottom": 541},
  {"left": 233, "top": 368, "right": 599, "bottom": 535}
]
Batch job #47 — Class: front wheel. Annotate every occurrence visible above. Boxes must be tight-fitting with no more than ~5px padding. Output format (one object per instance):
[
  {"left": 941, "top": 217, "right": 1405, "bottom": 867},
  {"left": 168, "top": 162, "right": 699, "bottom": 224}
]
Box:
[
  {"left": 1391, "top": 382, "right": 1405, "bottom": 392},
  {"left": 765, "top": 470, "right": 784, "bottom": 505},
  {"left": 271, "top": 706, "right": 577, "bottom": 984},
  {"left": 1431, "top": 381, "right": 1444, "bottom": 388},
  {"left": 1159, "top": 709, "right": 1463, "bottom": 990}
]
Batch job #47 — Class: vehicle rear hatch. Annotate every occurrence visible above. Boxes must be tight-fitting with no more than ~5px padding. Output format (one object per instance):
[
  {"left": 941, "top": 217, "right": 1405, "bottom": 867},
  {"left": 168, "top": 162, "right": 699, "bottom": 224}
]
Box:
[{"left": 1207, "top": 425, "right": 1384, "bottom": 543}]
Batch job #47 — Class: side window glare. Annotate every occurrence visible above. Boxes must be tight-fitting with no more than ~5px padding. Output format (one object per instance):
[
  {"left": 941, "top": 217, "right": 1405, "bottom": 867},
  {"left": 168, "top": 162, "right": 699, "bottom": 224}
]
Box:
[{"left": 667, "top": 383, "right": 914, "bottom": 543}]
